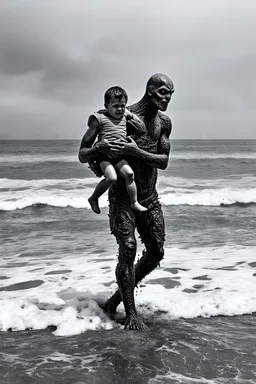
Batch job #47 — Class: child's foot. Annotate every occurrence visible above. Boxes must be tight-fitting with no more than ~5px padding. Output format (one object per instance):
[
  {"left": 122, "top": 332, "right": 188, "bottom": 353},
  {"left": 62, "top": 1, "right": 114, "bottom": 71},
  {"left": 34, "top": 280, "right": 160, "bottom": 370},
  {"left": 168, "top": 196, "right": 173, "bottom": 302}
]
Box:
[
  {"left": 131, "top": 202, "right": 147, "bottom": 212},
  {"left": 88, "top": 197, "right": 101, "bottom": 214}
]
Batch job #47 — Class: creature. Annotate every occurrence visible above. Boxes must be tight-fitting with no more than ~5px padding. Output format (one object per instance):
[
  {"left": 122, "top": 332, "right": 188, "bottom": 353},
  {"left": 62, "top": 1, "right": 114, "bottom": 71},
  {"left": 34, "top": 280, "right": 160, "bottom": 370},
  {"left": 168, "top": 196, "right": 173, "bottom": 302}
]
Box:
[{"left": 78, "top": 73, "right": 174, "bottom": 330}]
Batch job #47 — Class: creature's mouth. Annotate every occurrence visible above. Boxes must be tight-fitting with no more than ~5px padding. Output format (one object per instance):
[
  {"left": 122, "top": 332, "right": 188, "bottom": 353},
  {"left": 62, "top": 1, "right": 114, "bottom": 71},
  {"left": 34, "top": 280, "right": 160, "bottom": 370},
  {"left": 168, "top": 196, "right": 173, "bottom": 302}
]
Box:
[{"left": 160, "top": 103, "right": 169, "bottom": 110}]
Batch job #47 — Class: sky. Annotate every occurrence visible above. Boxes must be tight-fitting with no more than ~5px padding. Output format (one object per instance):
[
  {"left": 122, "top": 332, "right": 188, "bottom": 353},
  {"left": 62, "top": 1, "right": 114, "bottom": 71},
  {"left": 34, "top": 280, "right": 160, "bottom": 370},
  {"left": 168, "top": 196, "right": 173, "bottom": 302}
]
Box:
[{"left": 0, "top": 0, "right": 255, "bottom": 139}]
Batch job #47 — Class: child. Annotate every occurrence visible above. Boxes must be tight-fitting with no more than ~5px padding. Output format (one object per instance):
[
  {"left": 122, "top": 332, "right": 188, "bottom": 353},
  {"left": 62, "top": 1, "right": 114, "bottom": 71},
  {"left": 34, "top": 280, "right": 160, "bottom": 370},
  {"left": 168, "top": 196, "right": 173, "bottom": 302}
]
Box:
[{"left": 87, "top": 86, "right": 147, "bottom": 214}]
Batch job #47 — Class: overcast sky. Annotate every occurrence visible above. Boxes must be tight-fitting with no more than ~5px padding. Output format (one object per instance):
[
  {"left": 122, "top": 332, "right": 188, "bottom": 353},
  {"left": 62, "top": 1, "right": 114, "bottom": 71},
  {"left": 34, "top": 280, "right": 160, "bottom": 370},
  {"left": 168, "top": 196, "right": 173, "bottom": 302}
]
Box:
[{"left": 0, "top": 0, "right": 255, "bottom": 139}]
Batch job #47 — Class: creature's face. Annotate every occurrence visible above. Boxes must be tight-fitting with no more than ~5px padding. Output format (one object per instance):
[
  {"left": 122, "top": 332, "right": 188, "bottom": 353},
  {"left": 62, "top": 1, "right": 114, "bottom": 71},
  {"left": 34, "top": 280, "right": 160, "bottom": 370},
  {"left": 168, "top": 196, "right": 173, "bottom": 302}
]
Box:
[
  {"left": 148, "top": 83, "right": 174, "bottom": 111},
  {"left": 106, "top": 97, "right": 126, "bottom": 119}
]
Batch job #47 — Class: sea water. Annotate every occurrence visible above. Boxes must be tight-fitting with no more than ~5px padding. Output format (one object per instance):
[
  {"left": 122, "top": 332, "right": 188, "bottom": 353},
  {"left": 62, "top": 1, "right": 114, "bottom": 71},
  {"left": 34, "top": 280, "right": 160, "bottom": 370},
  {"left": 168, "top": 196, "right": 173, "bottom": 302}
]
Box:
[{"left": 1, "top": 140, "right": 256, "bottom": 383}]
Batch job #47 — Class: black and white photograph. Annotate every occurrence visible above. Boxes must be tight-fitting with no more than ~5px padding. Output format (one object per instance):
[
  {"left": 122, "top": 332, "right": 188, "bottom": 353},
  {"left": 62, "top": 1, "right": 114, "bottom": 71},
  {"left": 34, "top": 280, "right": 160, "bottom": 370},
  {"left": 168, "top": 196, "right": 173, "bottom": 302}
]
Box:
[{"left": 1, "top": 1, "right": 256, "bottom": 383}]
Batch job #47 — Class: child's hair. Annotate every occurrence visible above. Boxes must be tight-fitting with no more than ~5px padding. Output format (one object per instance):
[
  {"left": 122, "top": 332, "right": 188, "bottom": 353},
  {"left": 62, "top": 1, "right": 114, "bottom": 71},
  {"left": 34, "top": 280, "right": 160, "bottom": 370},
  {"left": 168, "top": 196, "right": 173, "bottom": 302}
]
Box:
[{"left": 104, "top": 86, "right": 128, "bottom": 105}]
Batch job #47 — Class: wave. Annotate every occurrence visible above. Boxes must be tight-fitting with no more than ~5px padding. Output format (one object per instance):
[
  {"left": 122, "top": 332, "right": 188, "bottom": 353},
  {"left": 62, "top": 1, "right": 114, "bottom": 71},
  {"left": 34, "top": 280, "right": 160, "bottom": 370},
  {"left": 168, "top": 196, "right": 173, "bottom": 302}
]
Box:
[
  {"left": 1, "top": 186, "right": 256, "bottom": 211},
  {"left": 1, "top": 152, "right": 256, "bottom": 164},
  {"left": 1, "top": 174, "right": 256, "bottom": 190},
  {"left": 171, "top": 153, "right": 256, "bottom": 160},
  {"left": 158, "top": 174, "right": 256, "bottom": 189},
  {"left": 160, "top": 188, "right": 256, "bottom": 207},
  {"left": 0, "top": 177, "right": 97, "bottom": 190},
  {"left": 1, "top": 176, "right": 256, "bottom": 211},
  {"left": 0, "top": 154, "right": 78, "bottom": 164}
]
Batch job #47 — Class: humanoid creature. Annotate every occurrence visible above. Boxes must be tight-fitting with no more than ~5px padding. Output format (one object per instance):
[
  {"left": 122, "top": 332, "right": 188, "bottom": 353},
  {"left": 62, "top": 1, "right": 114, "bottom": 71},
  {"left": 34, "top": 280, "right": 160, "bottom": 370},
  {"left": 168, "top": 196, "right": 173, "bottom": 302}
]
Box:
[{"left": 79, "top": 73, "right": 174, "bottom": 330}]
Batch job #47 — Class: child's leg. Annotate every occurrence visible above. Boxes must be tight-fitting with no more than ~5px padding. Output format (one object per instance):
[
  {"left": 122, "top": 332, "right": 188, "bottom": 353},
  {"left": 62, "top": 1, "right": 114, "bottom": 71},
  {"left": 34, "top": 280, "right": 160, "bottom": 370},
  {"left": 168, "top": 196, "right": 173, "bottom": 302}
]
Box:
[
  {"left": 115, "top": 160, "right": 147, "bottom": 212},
  {"left": 88, "top": 161, "right": 117, "bottom": 214}
]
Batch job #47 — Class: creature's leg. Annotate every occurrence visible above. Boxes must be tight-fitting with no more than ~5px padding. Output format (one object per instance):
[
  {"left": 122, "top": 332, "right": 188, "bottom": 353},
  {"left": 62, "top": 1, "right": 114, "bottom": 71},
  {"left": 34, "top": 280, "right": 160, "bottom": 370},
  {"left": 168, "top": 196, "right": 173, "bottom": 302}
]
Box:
[
  {"left": 104, "top": 200, "right": 165, "bottom": 313},
  {"left": 88, "top": 161, "right": 117, "bottom": 214},
  {"left": 104, "top": 204, "right": 148, "bottom": 330},
  {"left": 115, "top": 160, "right": 147, "bottom": 212},
  {"left": 134, "top": 202, "right": 165, "bottom": 282}
]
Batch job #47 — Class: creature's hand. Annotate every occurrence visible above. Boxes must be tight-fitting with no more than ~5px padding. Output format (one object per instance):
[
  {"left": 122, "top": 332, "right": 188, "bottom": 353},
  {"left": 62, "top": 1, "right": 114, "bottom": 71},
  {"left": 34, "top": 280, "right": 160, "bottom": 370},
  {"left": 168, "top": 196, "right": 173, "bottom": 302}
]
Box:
[
  {"left": 97, "top": 139, "right": 110, "bottom": 153},
  {"left": 109, "top": 136, "right": 138, "bottom": 156},
  {"left": 97, "top": 139, "right": 119, "bottom": 157},
  {"left": 125, "top": 136, "right": 139, "bottom": 152},
  {"left": 97, "top": 139, "right": 124, "bottom": 158}
]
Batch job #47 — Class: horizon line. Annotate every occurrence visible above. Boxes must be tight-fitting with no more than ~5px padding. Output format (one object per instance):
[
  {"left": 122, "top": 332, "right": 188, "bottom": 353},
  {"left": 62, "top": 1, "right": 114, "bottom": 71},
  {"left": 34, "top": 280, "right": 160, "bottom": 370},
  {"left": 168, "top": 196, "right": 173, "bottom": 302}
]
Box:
[{"left": 1, "top": 138, "right": 255, "bottom": 141}]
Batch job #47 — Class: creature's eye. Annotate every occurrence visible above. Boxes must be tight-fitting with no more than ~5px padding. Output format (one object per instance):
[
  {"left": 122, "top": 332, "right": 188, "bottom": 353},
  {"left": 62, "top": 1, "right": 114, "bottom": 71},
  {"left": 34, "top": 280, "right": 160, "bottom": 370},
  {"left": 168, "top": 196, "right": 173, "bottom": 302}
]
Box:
[{"left": 159, "top": 89, "right": 167, "bottom": 95}]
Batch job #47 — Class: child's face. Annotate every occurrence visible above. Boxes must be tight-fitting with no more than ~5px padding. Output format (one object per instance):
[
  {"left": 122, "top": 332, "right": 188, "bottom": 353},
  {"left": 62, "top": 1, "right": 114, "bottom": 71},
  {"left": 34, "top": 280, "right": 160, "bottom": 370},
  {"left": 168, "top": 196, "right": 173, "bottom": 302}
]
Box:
[{"left": 106, "top": 97, "right": 126, "bottom": 119}]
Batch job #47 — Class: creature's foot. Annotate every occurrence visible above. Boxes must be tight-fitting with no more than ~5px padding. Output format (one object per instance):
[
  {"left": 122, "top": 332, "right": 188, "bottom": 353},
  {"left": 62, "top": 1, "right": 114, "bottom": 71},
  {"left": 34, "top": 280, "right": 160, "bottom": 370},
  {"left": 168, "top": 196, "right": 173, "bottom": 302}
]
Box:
[
  {"left": 88, "top": 197, "right": 101, "bottom": 214},
  {"left": 124, "top": 314, "right": 148, "bottom": 331},
  {"left": 131, "top": 202, "right": 147, "bottom": 212}
]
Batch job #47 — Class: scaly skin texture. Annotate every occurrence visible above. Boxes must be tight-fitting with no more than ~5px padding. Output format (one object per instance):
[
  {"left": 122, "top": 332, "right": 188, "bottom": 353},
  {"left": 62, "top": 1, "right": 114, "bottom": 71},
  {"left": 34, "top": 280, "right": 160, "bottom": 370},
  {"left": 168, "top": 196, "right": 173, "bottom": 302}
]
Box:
[{"left": 78, "top": 74, "right": 174, "bottom": 330}]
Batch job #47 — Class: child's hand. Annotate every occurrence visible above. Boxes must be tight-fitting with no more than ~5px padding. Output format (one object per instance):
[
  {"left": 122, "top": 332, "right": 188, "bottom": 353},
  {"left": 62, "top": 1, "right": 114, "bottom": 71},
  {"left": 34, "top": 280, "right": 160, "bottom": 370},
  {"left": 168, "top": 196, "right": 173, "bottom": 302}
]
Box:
[{"left": 127, "top": 115, "right": 146, "bottom": 134}]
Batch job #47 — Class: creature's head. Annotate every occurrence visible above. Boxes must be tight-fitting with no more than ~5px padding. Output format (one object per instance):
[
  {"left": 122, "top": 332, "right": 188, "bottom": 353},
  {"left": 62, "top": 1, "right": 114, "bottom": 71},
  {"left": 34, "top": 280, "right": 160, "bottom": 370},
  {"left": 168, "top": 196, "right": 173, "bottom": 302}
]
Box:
[{"left": 146, "top": 74, "right": 174, "bottom": 111}]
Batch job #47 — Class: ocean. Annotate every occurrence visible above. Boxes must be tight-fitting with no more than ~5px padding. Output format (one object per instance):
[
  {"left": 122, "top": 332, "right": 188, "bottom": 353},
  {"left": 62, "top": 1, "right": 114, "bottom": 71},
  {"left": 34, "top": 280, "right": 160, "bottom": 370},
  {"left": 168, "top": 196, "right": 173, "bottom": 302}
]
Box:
[{"left": 0, "top": 139, "right": 256, "bottom": 384}]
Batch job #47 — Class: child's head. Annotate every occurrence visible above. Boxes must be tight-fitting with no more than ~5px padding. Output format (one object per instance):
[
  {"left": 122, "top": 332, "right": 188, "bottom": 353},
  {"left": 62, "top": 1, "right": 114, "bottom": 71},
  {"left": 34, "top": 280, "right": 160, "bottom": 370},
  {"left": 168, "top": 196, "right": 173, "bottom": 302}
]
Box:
[{"left": 104, "top": 86, "right": 128, "bottom": 118}]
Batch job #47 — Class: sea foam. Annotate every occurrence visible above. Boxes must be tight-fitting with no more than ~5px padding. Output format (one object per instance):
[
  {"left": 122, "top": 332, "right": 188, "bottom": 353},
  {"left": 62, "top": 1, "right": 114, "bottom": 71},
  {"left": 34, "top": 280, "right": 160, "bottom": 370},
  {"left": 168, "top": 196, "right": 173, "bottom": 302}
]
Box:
[
  {"left": 0, "top": 245, "right": 256, "bottom": 336},
  {"left": 1, "top": 175, "right": 256, "bottom": 211}
]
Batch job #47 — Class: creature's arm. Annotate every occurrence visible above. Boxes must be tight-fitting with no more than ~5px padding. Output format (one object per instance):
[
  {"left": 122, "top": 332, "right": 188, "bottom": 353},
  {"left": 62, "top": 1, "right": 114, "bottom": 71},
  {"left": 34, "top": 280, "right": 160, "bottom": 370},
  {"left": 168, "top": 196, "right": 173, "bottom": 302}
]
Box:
[
  {"left": 113, "top": 116, "right": 172, "bottom": 170},
  {"left": 129, "top": 133, "right": 170, "bottom": 169}
]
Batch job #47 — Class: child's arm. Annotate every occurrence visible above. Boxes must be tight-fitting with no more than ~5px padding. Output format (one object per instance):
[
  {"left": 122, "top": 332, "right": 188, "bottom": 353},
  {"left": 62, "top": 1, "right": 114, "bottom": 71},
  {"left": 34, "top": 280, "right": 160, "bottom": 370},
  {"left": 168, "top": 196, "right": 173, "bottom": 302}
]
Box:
[{"left": 78, "top": 116, "right": 100, "bottom": 163}]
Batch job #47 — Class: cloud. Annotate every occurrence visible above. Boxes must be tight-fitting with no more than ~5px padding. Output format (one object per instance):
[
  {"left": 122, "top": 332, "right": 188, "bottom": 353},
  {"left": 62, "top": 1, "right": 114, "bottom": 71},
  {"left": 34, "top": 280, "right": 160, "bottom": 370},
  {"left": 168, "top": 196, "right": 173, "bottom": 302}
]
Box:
[{"left": 0, "top": 0, "right": 255, "bottom": 138}]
